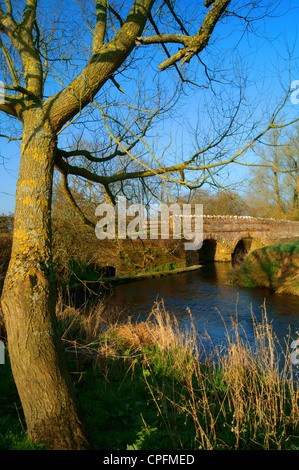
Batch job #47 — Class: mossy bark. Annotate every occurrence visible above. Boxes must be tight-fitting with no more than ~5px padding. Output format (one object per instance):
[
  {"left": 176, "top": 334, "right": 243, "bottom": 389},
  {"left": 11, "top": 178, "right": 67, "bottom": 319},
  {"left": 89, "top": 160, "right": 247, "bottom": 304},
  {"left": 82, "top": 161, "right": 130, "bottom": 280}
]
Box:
[{"left": 0, "top": 110, "right": 91, "bottom": 449}]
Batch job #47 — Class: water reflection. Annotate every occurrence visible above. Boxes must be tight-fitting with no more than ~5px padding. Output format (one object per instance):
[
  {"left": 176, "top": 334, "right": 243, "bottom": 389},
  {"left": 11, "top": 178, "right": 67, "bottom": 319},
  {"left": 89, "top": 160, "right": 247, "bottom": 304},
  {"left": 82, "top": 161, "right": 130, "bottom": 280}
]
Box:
[{"left": 109, "top": 263, "right": 299, "bottom": 366}]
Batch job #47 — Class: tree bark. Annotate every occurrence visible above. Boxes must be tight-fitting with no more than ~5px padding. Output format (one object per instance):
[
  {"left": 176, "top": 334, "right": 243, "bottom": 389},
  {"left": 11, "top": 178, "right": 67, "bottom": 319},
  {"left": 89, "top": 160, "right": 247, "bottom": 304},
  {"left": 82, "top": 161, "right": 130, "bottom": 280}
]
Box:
[{"left": 0, "top": 108, "right": 91, "bottom": 450}]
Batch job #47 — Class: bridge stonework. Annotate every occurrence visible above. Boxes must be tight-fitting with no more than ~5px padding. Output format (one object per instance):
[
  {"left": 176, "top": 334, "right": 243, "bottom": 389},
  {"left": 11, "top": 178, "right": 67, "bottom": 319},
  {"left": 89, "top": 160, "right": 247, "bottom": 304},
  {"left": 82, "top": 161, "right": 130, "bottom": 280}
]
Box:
[
  {"left": 92, "top": 214, "right": 299, "bottom": 277},
  {"left": 197, "top": 215, "right": 299, "bottom": 262}
]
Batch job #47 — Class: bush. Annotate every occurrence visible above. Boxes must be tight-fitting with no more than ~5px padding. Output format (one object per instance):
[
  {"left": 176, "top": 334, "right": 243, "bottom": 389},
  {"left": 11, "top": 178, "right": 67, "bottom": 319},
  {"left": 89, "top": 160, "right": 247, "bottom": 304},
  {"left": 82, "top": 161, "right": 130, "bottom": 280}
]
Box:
[{"left": 231, "top": 241, "right": 299, "bottom": 295}]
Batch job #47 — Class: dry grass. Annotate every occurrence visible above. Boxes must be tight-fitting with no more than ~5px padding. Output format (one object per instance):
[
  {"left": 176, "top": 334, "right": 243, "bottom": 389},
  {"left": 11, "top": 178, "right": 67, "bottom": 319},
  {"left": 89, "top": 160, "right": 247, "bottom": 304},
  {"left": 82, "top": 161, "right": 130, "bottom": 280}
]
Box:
[
  {"left": 56, "top": 296, "right": 299, "bottom": 450},
  {"left": 205, "top": 308, "right": 299, "bottom": 449}
]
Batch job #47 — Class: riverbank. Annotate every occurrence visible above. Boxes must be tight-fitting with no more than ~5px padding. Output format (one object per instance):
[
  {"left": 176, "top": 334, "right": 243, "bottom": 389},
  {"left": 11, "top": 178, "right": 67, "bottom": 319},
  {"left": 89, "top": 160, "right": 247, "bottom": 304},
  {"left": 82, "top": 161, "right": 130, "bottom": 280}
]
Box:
[
  {"left": 1, "top": 299, "right": 299, "bottom": 450},
  {"left": 96, "top": 264, "right": 202, "bottom": 286},
  {"left": 231, "top": 241, "right": 299, "bottom": 296},
  {"left": 66, "top": 264, "right": 203, "bottom": 307}
]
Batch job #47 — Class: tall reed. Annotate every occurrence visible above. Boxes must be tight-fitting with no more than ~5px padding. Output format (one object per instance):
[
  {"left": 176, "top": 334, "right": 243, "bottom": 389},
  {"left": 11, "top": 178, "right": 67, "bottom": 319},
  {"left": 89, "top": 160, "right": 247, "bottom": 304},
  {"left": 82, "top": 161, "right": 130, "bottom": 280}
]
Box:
[{"left": 56, "top": 296, "right": 299, "bottom": 450}]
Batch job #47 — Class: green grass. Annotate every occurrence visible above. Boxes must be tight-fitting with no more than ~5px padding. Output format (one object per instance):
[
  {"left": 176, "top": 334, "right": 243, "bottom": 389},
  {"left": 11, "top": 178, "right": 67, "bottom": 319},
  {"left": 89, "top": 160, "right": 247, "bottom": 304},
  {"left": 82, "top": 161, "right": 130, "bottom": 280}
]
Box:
[
  {"left": 232, "top": 241, "right": 299, "bottom": 295},
  {"left": 0, "top": 353, "right": 45, "bottom": 450},
  {"left": 1, "top": 300, "right": 299, "bottom": 450},
  {"left": 75, "top": 359, "right": 181, "bottom": 450},
  {"left": 61, "top": 300, "right": 299, "bottom": 450},
  {"left": 71, "top": 331, "right": 299, "bottom": 450}
]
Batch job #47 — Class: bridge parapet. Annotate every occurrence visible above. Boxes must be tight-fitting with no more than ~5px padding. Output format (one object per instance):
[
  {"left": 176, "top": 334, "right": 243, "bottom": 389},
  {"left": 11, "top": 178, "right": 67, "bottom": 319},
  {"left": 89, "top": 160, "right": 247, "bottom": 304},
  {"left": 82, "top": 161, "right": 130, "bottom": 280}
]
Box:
[
  {"left": 198, "top": 215, "right": 299, "bottom": 262},
  {"left": 201, "top": 215, "right": 299, "bottom": 239}
]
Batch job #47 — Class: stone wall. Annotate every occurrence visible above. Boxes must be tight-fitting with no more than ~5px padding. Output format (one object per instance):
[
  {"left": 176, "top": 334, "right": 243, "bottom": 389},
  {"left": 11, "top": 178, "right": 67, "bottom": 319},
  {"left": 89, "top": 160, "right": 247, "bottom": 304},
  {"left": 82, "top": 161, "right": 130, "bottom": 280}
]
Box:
[
  {"left": 200, "top": 215, "right": 299, "bottom": 261},
  {"left": 202, "top": 215, "right": 299, "bottom": 240}
]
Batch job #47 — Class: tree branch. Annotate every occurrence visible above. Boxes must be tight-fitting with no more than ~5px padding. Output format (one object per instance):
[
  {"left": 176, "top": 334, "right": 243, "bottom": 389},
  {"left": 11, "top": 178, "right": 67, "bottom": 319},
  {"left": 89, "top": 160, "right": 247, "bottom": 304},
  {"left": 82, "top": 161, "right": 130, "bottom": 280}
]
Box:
[
  {"left": 0, "top": 36, "right": 20, "bottom": 87},
  {"left": 0, "top": 101, "right": 18, "bottom": 118},
  {"left": 147, "top": 13, "right": 186, "bottom": 83},
  {"left": 55, "top": 100, "right": 299, "bottom": 198},
  {"left": 0, "top": 1, "right": 43, "bottom": 100},
  {"left": 46, "top": 0, "right": 155, "bottom": 133},
  {"left": 59, "top": 172, "right": 96, "bottom": 228},
  {"left": 204, "top": 0, "right": 215, "bottom": 7},
  {"left": 57, "top": 148, "right": 119, "bottom": 164},
  {"left": 0, "top": 7, "right": 18, "bottom": 39},
  {"left": 93, "top": 1, "right": 107, "bottom": 53},
  {"left": 4, "top": 0, "right": 12, "bottom": 17},
  {"left": 107, "top": 4, "right": 124, "bottom": 27},
  {"left": 0, "top": 133, "right": 22, "bottom": 141},
  {"left": 163, "top": 0, "right": 189, "bottom": 35},
  {"left": 55, "top": 154, "right": 107, "bottom": 185},
  {"left": 136, "top": 0, "right": 231, "bottom": 70},
  {"left": 4, "top": 83, "right": 38, "bottom": 101},
  {"left": 21, "top": 0, "right": 38, "bottom": 31},
  {"left": 135, "top": 33, "right": 187, "bottom": 46}
]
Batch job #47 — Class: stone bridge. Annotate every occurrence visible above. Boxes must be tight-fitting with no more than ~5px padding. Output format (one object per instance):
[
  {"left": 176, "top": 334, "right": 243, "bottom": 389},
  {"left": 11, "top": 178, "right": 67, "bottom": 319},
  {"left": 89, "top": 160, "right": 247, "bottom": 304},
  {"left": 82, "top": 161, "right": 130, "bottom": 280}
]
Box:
[
  {"left": 96, "top": 215, "right": 299, "bottom": 277},
  {"left": 188, "top": 215, "right": 299, "bottom": 264}
]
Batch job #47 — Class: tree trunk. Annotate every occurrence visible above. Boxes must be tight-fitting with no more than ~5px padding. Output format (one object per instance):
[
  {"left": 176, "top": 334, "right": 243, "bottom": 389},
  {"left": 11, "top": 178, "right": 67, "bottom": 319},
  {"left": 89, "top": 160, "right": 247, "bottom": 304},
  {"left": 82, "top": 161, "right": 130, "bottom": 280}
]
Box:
[{"left": 0, "top": 109, "right": 91, "bottom": 450}]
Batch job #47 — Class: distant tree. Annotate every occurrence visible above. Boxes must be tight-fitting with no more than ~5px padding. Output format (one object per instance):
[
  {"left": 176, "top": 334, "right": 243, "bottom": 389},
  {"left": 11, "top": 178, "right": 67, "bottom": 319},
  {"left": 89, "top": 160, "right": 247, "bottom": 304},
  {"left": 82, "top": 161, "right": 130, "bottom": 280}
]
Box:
[
  {"left": 178, "top": 188, "right": 246, "bottom": 215},
  {"left": 245, "top": 125, "right": 299, "bottom": 220},
  {"left": 0, "top": 215, "right": 13, "bottom": 234},
  {"left": 284, "top": 125, "right": 299, "bottom": 216}
]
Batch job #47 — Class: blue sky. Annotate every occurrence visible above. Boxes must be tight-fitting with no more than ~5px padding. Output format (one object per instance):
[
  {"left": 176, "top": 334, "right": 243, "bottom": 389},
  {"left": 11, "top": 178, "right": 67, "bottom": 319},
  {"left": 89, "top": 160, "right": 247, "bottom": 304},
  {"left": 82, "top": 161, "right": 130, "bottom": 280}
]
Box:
[{"left": 1, "top": 0, "right": 299, "bottom": 214}]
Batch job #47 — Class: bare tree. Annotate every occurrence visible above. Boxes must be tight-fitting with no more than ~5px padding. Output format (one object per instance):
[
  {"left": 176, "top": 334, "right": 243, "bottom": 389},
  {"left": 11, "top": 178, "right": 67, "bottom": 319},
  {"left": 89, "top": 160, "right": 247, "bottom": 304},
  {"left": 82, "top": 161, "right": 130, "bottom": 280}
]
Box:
[
  {"left": 0, "top": 0, "right": 298, "bottom": 450},
  {"left": 245, "top": 124, "right": 299, "bottom": 219},
  {"left": 284, "top": 125, "right": 299, "bottom": 215}
]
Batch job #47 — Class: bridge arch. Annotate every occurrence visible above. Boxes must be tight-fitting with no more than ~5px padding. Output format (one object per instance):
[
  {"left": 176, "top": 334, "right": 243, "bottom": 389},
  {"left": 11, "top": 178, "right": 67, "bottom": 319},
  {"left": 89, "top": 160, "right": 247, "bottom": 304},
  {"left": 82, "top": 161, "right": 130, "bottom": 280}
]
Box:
[
  {"left": 198, "top": 238, "right": 217, "bottom": 262},
  {"left": 231, "top": 235, "right": 254, "bottom": 264},
  {"left": 98, "top": 265, "right": 116, "bottom": 277}
]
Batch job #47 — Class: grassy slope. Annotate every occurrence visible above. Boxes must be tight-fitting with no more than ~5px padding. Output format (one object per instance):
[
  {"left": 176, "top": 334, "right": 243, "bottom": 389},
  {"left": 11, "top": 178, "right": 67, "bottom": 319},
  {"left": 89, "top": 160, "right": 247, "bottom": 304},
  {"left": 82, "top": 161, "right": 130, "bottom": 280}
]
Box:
[{"left": 232, "top": 241, "right": 299, "bottom": 295}]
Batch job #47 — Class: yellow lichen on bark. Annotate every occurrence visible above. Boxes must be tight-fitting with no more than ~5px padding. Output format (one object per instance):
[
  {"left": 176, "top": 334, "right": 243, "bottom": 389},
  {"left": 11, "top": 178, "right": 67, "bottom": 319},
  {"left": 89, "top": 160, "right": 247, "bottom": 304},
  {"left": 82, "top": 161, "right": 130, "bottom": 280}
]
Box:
[{"left": 20, "top": 179, "right": 41, "bottom": 188}]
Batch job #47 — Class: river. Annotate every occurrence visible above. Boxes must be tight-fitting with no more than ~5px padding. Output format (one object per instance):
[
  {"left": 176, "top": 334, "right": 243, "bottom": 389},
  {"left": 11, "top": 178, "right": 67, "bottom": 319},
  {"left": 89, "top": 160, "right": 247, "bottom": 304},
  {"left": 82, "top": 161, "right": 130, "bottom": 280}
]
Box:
[{"left": 108, "top": 262, "right": 299, "bottom": 369}]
